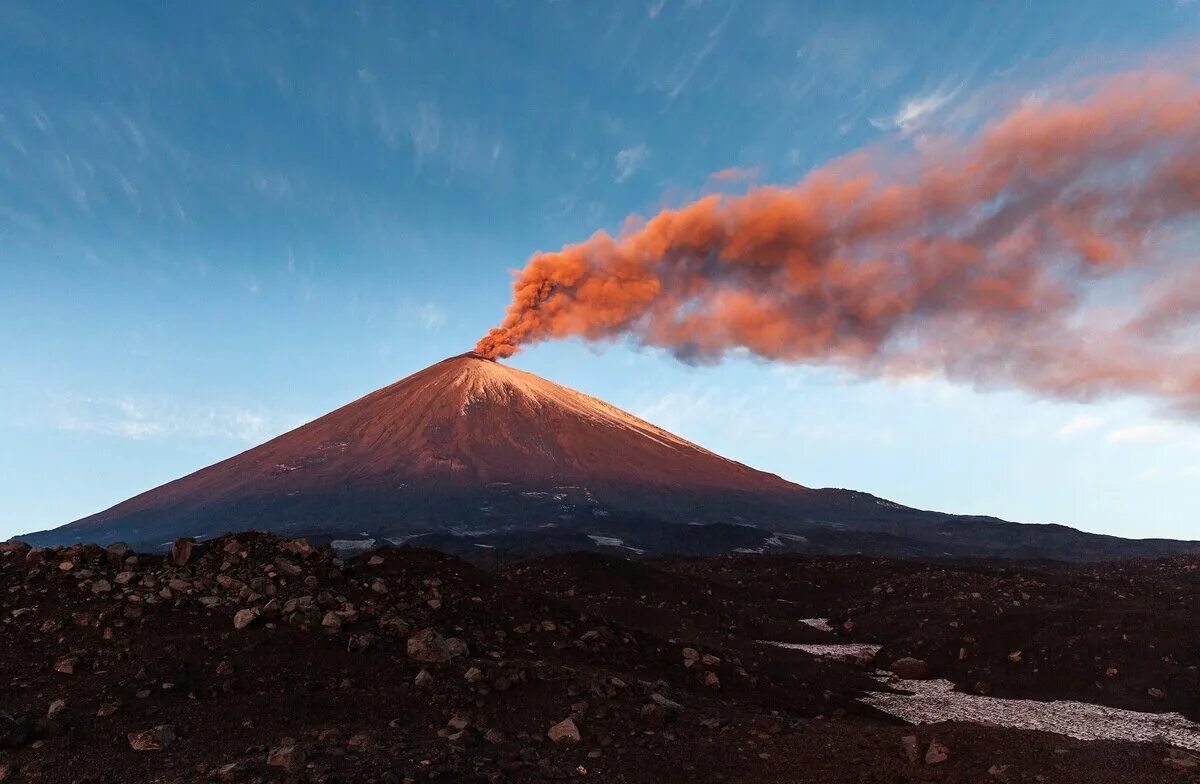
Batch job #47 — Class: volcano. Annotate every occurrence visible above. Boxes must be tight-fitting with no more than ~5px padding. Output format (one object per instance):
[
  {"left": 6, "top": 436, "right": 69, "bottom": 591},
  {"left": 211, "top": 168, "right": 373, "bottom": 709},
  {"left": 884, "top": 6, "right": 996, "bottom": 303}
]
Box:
[{"left": 21, "top": 353, "right": 1199, "bottom": 559}]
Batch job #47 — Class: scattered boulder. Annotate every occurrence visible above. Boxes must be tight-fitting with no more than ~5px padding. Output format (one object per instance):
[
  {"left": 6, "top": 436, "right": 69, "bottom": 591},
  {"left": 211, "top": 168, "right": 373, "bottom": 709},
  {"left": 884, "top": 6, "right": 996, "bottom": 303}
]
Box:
[
  {"left": 170, "top": 538, "right": 195, "bottom": 567},
  {"left": 407, "top": 628, "right": 451, "bottom": 663},
  {"left": 232, "top": 609, "right": 257, "bottom": 630},
  {"left": 925, "top": 739, "right": 950, "bottom": 765},
  {"left": 266, "top": 738, "right": 306, "bottom": 771},
  {"left": 890, "top": 657, "right": 930, "bottom": 680},
  {"left": 128, "top": 725, "right": 176, "bottom": 751},
  {"left": 547, "top": 717, "right": 581, "bottom": 745}
]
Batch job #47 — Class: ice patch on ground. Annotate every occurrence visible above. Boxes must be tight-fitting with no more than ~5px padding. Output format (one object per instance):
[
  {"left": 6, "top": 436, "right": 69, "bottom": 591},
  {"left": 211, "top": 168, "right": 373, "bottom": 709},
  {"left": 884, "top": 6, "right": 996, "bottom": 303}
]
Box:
[
  {"left": 587, "top": 534, "right": 646, "bottom": 555},
  {"left": 863, "top": 675, "right": 1200, "bottom": 751},
  {"left": 330, "top": 538, "right": 375, "bottom": 554},
  {"left": 759, "top": 641, "right": 881, "bottom": 663},
  {"left": 799, "top": 617, "right": 835, "bottom": 632}
]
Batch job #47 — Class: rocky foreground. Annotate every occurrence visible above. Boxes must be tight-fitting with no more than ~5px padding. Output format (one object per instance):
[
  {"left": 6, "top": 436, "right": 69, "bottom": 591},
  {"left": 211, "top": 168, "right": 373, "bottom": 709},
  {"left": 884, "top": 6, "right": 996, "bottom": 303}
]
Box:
[{"left": 0, "top": 534, "right": 1197, "bottom": 783}]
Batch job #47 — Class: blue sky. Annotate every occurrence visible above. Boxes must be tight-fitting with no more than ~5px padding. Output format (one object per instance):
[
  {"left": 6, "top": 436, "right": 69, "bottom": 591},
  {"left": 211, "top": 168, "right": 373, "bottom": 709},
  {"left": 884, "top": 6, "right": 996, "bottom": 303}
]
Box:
[{"left": 2, "top": 1, "right": 1198, "bottom": 541}]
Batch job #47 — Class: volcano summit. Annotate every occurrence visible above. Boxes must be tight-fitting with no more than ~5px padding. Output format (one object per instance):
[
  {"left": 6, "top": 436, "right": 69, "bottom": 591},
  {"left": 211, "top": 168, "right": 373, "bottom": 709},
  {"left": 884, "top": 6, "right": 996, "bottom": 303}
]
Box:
[{"left": 21, "top": 354, "right": 1198, "bottom": 560}]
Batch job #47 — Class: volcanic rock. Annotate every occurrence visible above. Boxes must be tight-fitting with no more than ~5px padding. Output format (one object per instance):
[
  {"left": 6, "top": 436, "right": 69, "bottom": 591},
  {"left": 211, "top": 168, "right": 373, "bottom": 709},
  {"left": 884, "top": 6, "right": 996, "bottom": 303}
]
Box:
[
  {"left": 890, "top": 657, "right": 930, "bottom": 679},
  {"left": 547, "top": 718, "right": 581, "bottom": 744},
  {"left": 407, "top": 628, "right": 451, "bottom": 663},
  {"left": 128, "top": 725, "right": 176, "bottom": 751}
]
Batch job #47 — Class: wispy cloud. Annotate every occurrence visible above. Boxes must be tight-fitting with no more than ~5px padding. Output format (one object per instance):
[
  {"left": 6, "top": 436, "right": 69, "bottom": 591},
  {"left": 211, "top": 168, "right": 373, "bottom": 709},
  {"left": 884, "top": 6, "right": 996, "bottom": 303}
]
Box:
[
  {"left": 871, "top": 84, "right": 962, "bottom": 133},
  {"left": 708, "top": 165, "right": 760, "bottom": 184},
  {"left": 614, "top": 144, "right": 649, "bottom": 183},
  {"left": 1056, "top": 414, "right": 1104, "bottom": 438},
  {"left": 1106, "top": 424, "right": 1172, "bottom": 444},
  {"left": 409, "top": 101, "right": 441, "bottom": 171},
  {"left": 49, "top": 395, "right": 289, "bottom": 443},
  {"left": 414, "top": 302, "right": 446, "bottom": 331},
  {"left": 654, "top": 0, "right": 734, "bottom": 99}
]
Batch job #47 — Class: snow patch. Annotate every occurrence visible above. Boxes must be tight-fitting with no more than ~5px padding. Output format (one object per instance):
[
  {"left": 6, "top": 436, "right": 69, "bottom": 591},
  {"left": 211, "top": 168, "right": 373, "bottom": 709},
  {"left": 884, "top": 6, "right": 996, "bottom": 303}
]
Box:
[
  {"left": 758, "top": 640, "right": 881, "bottom": 663},
  {"left": 863, "top": 675, "right": 1200, "bottom": 752},
  {"left": 799, "top": 617, "right": 835, "bottom": 632},
  {"left": 330, "top": 538, "right": 375, "bottom": 554},
  {"left": 587, "top": 534, "right": 646, "bottom": 555}
]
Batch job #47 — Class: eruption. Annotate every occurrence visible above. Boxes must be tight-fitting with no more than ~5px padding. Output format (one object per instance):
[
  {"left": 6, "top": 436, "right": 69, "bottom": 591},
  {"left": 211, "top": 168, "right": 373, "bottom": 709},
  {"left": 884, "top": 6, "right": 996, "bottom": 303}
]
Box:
[{"left": 475, "top": 67, "right": 1200, "bottom": 412}]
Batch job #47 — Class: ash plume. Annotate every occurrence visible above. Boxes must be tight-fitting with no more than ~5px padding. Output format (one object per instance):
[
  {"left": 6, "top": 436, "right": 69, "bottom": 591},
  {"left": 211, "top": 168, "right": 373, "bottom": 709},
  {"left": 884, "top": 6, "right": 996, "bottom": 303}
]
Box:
[{"left": 475, "top": 67, "right": 1200, "bottom": 413}]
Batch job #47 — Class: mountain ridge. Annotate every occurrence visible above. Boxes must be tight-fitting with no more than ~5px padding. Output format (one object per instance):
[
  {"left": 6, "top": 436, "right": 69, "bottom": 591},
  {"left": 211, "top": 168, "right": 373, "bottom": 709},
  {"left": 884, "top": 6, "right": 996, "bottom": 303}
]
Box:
[{"left": 20, "top": 353, "right": 1200, "bottom": 560}]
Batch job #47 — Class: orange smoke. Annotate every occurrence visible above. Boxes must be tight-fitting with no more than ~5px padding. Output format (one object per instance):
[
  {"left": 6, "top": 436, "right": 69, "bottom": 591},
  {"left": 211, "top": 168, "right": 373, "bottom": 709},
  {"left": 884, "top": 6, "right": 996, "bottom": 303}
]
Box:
[{"left": 475, "top": 67, "right": 1200, "bottom": 412}]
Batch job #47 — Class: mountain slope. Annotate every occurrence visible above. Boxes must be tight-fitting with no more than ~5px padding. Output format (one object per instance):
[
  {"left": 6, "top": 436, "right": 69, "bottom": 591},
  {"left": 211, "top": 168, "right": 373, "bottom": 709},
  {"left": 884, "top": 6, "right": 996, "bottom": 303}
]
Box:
[
  {"left": 21, "top": 353, "right": 1199, "bottom": 559},
  {"left": 25, "top": 354, "right": 820, "bottom": 546}
]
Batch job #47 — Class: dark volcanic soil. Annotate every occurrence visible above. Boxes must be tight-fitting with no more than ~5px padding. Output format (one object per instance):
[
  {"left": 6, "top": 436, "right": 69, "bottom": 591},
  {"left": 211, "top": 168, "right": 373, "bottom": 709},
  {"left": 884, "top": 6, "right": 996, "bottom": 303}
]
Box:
[{"left": 0, "top": 535, "right": 1197, "bottom": 783}]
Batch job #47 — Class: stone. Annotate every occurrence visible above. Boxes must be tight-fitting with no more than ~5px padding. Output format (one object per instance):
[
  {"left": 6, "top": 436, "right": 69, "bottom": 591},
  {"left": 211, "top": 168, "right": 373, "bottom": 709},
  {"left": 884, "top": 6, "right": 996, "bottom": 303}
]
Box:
[
  {"left": 91, "top": 579, "right": 112, "bottom": 594},
  {"left": 900, "top": 735, "right": 920, "bottom": 764},
  {"left": 548, "top": 717, "right": 581, "bottom": 744},
  {"left": 128, "top": 725, "right": 176, "bottom": 751},
  {"left": 105, "top": 542, "right": 129, "bottom": 561},
  {"left": 170, "top": 538, "right": 194, "bottom": 567},
  {"left": 53, "top": 657, "right": 77, "bottom": 675},
  {"left": 267, "top": 739, "right": 306, "bottom": 771},
  {"left": 890, "top": 657, "right": 930, "bottom": 680},
  {"left": 233, "top": 609, "right": 257, "bottom": 630},
  {"left": 641, "top": 702, "right": 672, "bottom": 726},
  {"left": 464, "top": 666, "right": 484, "bottom": 683},
  {"left": 414, "top": 669, "right": 435, "bottom": 688},
  {"left": 925, "top": 739, "right": 950, "bottom": 765},
  {"left": 407, "top": 628, "right": 451, "bottom": 663}
]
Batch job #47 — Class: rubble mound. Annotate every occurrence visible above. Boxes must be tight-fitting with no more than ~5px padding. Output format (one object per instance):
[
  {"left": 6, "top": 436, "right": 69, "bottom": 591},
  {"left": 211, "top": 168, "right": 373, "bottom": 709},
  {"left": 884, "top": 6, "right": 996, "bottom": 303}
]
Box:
[{"left": 0, "top": 535, "right": 1195, "bottom": 783}]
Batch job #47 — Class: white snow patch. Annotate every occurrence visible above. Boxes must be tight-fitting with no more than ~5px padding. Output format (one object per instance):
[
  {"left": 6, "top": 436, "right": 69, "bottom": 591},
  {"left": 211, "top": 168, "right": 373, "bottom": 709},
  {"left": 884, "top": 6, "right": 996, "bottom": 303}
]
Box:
[
  {"left": 775, "top": 533, "right": 809, "bottom": 543},
  {"left": 864, "top": 675, "right": 1200, "bottom": 752},
  {"left": 764, "top": 535, "right": 784, "bottom": 547},
  {"left": 587, "top": 534, "right": 646, "bottom": 555},
  {"left": 799, "top": 618, "right": 835, "bottom": 632},
  {"left": 330, "top": 538, "right": 375, "bottom": 554},
  {"left": 759, "top": 640, "right": 881, "bottom": 663}
]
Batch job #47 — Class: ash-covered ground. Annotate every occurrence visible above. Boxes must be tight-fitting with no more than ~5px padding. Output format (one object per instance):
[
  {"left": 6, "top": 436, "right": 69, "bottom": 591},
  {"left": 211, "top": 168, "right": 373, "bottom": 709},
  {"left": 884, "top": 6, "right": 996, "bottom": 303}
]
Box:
[{"left": 1, "top": 534, "right": 1197, "bottom": 783}]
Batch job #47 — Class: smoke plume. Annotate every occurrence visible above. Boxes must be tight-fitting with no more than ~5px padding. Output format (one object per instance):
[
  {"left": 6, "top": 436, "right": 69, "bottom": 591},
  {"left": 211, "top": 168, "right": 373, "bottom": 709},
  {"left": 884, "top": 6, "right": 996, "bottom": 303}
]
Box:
[{"left": 475, "top": 68, "right": 1200, "bottom": 412}]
